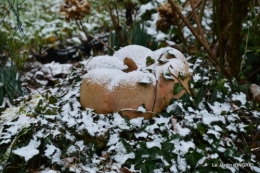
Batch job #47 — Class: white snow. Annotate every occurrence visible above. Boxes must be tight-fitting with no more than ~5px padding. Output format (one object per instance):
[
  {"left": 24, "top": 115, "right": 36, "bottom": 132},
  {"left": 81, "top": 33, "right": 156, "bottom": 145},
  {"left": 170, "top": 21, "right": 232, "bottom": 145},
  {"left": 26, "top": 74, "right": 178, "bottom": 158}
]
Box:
[
  {"left": 193, "top": 73, "right": 201, "bottom": 82},
  {"left": 130, "top": 117, "right": 144, "bottom": 128},
  {"left": 177, "top": 155, "right": 188, "bottom": 172},
  {"left": 170, "top": 161, "right": 178, "bottom": 173},
  {"left": 5, "top": 114, "right": 33, "bottom": 135},
  {"left": 71, "top": 37, "right": 81, "bottom": 44},
  {"left": 109, "top": 71, "right": 156, "bottom": 89},
  {"left": 212, "top": 125, "right": 223, "bottom": 132},
  {"left": 232, "top": 92, "right": 247, "bottom": 106},
  {"left": 252, "top": 166, "right": 260, "bottom": 172},
  {"left": 113, "top": 45, "right": 153, "bottom": 70},
  {"left": 111, "top": 113, "right": 130, "bottom": 130},
  {"left": 202, "top": 112, "right": 226, "bottom": 126},
  {"left": 0, "top": 106, "right": 21, "bottom": 123},
  {"left": 138, "top": 77, "right": 153, "bottom": 84},
  {"left": 238, "top": 123, "right": 247, "bottom": 132},
  {"left": 145, "top": 123, "right": 159, "bottom": 133},
  {"left": 146, "top": 135, "right": 162, "bottom": 148},
  {"left": 80, "top": 111, "right": 111, "bottom": 136},
  {"left": 166, "top": 103, "right": 183, "bottom": 114},
  {"left": 203, "top": 134, "right": 213, "bottom": 144},
  {"left": 172, "top": 139, "right": 195, "bottom": 155},
  {"left": 67, "top": 145, "right": 77, "bottom": 154},
  {"left": 84, "top": 55, "right": 127, "bottom": 72},
  {"left": 154, "top": 52, "right": 189, "bottom": 79},
  {"left": 82, "top": 68, "right": 124, "bottom": 87},
  {"left": 112, "top": 141, "right": 135, "bottom": 166},
  {"left": 233, "top": 156, "right": 244, "bottom": 162},
  {"left": 218, "top": 147, "right": 226, "bottom": 152},
  {"left": 46, "top": 170, "right": 59, "bottom": 173},
  {"left": 134, "top": 132, "right": 148, "bottom": 139},
  {"left": 153, "top": 116, "right": 170, "bottom": 125},
  {"left": 174, "top": 123, "right": 191, "bottom": 137},
  {"left": 210, "top": 153, "right": 219, "bottom": 159},
  {"left": 44, "top": 144, "right": 57, "bottom": 158},
  {"left": 207, "top": 129, "right": 220, "bottom": 139},
  {"left": 226, "top": 123, "right": 237, "bottom": 132},
  {"left": 208, "top": 102, "right": 231, "bottom": 115},
  {"left": 44, "top": 144, "right": 62, "bottom": 164},
  {"left": 13, "top": 139, "right": 40, "bottom": 161},
  {"left": 107, "top": 134, "right": 120, "bottom": 146},
  {"left": 138, "top": 2, "right": 156, "bottom": 17},
  {"left": 44, "top": 62, "right": 73, "bottom": 76}
]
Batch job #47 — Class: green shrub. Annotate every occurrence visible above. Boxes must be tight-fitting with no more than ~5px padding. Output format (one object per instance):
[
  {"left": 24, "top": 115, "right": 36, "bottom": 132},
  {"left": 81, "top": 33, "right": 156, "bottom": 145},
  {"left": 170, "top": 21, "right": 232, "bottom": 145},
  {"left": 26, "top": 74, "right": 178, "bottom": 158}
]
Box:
[
  {"left": 0, "top": 0, "right": 26, "bottom": 106},
  {"left": 109, "top": 22, "right": 158, "bottom": 54},
  {"left": 240, "top": 3, "right": 260, "bottom": 84},
  {"left": 0, "top": 57, "right": 259, "bottom": 172}
]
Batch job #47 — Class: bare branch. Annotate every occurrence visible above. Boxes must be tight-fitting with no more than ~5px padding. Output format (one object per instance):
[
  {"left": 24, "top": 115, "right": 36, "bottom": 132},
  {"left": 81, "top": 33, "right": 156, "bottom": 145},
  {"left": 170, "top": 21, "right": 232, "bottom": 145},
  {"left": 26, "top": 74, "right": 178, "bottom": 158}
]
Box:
[{"left": 168, "top": 0, "right": 220, "bottom": 72}]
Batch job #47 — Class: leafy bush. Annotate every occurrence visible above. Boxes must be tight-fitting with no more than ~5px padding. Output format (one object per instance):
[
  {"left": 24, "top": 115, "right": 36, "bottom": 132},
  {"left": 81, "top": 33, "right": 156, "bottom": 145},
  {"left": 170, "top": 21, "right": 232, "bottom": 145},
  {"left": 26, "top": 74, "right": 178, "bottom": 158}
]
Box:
[
  {"left": 0, "top": 0, "right": 26, "bottom": 106},
  {"left": 0, "top": 57, "right": 259, "bottom": 172},
  {"left": 240, "top": 3, "right": 260, "bottom": 84}
]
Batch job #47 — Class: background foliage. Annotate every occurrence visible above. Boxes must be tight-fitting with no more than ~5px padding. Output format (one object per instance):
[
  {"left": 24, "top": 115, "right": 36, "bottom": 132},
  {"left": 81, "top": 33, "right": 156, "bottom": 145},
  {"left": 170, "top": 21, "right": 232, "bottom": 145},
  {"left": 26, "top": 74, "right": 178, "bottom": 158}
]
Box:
[{"left": 0, "top": 0, "right": 26, "bottom": 106}]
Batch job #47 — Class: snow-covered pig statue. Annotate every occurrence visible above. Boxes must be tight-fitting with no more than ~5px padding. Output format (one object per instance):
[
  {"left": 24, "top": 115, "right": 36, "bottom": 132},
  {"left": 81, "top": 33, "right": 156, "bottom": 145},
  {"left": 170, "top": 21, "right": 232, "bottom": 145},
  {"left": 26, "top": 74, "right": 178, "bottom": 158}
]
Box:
[{"left": 80, "top": 45, "right": 190, "bottom": 119}]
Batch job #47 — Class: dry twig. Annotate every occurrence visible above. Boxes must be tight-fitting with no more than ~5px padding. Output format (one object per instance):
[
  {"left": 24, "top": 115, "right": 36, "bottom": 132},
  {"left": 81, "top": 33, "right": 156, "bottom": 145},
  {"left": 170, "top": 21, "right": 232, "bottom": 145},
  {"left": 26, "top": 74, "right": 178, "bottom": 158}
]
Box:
[{"left": 168, "top": 0, "right": 220, "bottom": 72}]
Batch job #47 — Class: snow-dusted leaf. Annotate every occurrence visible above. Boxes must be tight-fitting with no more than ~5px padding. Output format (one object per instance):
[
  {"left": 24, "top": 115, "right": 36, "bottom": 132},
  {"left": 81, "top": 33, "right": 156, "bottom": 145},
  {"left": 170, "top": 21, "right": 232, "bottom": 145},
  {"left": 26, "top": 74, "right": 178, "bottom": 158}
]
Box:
[
  {"left": 163, "top": 70, "right": 174, "bottom": 80},
  {"left": 174, "top": 83, "right": 184, "bottom": 95},
  {"left": 0, "top": 128, "right": 30, "bottom": 167},
  {"left": 136, "top": 104, "right": 146, "bottom": 113},
  {"left": 158, "top": 58, "right": 169, "bottom": 64},
  {"left": 138, "top": 77, "right": 152, "bottom": 84},
  {"left": 13, "top": 139, "right": 40, "bottom": 161},
  {"left": 232, "top": 92, "right": 247, "bottom": 106}
]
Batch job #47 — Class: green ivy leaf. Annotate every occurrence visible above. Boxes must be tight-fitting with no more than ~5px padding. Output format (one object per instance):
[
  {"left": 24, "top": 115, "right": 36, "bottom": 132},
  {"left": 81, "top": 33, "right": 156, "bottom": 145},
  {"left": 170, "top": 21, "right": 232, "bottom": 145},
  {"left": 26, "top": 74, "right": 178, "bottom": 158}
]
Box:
[
  {"left": 35, "top": 99, "right": 44, "bottom": 113},
  {"left": 209, "top": 88, "right": 218, "bottom": 104},
  {"left": 0, "top": 87, "right": 4, "bottom": 106},
  {"left": 163, "top": 71, "right": 174, "bottom": 80},
  {"left": 197, "top": 123, "right": 207, "bottom": 135},
  {"left": 158, "top": 58, "right": 169, "bottom": 64},
  {"left": 146, "top": 56, "right": 155, "bottom": 66},
  {"left": 174, "top": 83, "right": 184, "bottom": 95},
  {"left": 135, "top": 142, "right": 149, "bottom": 158},
  {"left": 217, "top": 79, "right": 228, "bottom": 95},
  {"left": 179, "top": 71, "right": 187, "bottom": 80},
  {"left": 245, "top": 123, "right": 254, "bottom": 133},
  {"left": 48, "top": 95, "right": 57, "bottom": 104},
  {"left": 159, "top": 140, "right": 176, "bottom": 163},
  {"left": 135, "top": 157, "right": 156, "bottom": 173},
  {"left": 45, "top": 108, "right": 57, "bottom": 115},
  {"left": 186, "top": 151, "right": 204, "bottom": 171},
  {"left": 193, "top": 86, "right": 205, "bottom": 108},
  {"left": 120, "top": 139, "right": 133, "bottom": 153},
  {"left": 0, "top": 127, "right": 30, "bottom": 169}
]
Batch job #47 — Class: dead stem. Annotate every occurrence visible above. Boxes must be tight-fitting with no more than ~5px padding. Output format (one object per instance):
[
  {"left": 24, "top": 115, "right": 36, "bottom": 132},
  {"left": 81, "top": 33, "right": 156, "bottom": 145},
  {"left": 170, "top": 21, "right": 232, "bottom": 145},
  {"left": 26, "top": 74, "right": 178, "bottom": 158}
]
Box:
[
  {"left": 171, "top": 8, "right": 188, "bottom": 48},
  {"left": 75, "top": 20, "right": 115, "bottom": 52},
  {"left": 168, "top": 0, "right": 220, "bottom": 73},
  {"left": 168, "top": 66, "right": 191, "bottom": 95},
  {"left": 190, "top": 0, "right": 207, "bottom": 42}
]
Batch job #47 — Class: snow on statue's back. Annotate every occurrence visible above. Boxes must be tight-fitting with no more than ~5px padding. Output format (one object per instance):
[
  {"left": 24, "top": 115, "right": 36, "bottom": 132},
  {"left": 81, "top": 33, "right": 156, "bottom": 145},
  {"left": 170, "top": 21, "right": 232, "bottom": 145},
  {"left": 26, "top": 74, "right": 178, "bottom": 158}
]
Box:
[
  {"left": 85, "top": 55, "right": 127, "bottom": 72},
  {"left": 80, "top": 45, "right": 191, "bottom": 119},
  {"left": 113, "top": 45, "right": 153, "bottom": 70}
]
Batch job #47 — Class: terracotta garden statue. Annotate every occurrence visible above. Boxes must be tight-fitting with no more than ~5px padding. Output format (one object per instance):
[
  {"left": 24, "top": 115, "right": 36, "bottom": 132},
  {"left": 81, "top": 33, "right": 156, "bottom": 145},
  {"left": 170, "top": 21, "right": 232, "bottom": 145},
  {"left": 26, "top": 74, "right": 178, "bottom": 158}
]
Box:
[{"left": 80, "top": 45, "right": 191, "bottom": 119}]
